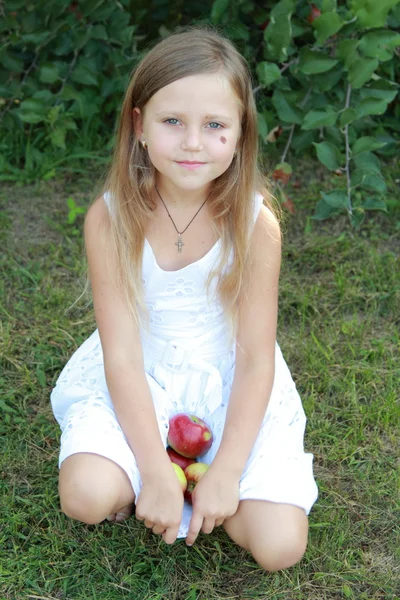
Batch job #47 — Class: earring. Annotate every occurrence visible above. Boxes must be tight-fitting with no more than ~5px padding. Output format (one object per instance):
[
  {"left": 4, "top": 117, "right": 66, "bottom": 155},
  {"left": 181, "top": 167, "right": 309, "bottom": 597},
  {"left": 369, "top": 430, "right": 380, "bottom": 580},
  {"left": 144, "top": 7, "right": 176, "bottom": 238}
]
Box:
[{"left": 142, "top": 138, "right": 147, "bottom": 150}]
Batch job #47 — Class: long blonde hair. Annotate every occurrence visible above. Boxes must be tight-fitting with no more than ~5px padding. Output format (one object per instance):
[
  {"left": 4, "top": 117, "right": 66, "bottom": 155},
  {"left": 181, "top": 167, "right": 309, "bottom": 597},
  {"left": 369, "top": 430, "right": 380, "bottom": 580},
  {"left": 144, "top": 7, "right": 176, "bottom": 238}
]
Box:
[{"left": 83, "top": 25, "right": 281, "bottom": 343}]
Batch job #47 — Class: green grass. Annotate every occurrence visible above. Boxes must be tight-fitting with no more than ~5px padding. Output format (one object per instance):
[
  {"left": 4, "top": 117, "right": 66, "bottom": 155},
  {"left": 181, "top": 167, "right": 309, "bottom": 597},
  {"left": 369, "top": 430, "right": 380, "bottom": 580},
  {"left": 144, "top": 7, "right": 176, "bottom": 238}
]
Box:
[{"left": 1, "top": 158, "right": 399, "bottom": 599}]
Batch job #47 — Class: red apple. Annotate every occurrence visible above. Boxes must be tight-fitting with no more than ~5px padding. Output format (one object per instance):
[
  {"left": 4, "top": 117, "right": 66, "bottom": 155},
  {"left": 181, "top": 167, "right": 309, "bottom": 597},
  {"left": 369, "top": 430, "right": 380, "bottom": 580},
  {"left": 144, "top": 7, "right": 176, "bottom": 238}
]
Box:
[
  {"left": 168, "top": 414, "right": 213, "bottom": 458},
  {"left": 171, "top": 463, "right": 187, "bottom": 493},
  {"left": 307, "top": 4, "right": 321, "bottom": 24},
  {"left": 166, "top": 447, "right": 197, "bottom": 471},
  {"left": 184, "top": 462, "right": 209, "bottom": 503}
]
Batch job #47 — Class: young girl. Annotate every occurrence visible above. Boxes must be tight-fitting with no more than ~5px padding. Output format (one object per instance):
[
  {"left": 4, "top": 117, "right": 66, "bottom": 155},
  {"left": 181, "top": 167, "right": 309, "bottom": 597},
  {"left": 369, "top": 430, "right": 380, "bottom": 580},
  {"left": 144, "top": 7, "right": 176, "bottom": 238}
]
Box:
[{"left": 50, "top": 26, "right": 318, "bottom": 572}]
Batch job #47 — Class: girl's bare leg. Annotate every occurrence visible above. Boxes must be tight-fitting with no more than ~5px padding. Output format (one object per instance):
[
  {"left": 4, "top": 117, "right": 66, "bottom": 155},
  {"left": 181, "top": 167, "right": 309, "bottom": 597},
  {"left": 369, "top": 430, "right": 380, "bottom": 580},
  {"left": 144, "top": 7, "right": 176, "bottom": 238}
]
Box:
[
  {"left": 223, "top": 500, "right": 308, "bottom": 572},
  {"left": 59, "top": 453, "right": 136, "bottom": 524}
]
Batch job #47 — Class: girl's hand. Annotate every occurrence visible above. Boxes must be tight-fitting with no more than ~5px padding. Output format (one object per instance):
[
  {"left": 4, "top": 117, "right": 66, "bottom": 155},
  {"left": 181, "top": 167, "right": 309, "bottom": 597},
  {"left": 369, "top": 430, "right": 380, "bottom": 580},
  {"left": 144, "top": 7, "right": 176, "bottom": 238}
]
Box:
[
  {"left": 135, "top": 466, "right": 184, "bottom": 545},
  {"left": 185, "top": 465, "right": 240, "bottom": 546}
]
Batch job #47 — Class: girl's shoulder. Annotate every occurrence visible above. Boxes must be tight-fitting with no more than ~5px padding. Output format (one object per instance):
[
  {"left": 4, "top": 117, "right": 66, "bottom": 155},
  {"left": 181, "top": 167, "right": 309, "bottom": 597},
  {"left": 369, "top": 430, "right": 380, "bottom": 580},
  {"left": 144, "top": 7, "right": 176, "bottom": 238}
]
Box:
[{"left": 254, "top": 192, "right": 281, "bottom": 243}]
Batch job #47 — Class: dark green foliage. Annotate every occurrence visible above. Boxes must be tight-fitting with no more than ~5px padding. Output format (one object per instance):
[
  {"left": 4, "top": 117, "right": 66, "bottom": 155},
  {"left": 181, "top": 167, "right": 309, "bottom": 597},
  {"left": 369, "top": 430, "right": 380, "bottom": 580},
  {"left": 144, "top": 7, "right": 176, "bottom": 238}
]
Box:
[{"left": 0, "top": 0, "right": 399, "bottom": 226}]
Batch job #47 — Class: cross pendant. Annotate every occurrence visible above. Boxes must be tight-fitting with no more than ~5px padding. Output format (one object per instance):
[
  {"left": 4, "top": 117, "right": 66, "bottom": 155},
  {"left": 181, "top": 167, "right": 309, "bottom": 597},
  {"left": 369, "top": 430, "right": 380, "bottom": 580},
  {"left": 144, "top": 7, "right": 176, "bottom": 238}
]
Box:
[{"left": 176, "top": 235, "right": 184, "bottom": 253}]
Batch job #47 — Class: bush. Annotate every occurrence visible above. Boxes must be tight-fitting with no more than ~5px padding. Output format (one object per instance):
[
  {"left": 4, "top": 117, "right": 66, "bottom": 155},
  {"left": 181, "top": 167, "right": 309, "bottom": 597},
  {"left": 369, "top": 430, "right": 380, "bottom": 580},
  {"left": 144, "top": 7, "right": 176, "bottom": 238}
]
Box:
[{"left": 1, "top": 0, "right": 399, "bottom": 227}]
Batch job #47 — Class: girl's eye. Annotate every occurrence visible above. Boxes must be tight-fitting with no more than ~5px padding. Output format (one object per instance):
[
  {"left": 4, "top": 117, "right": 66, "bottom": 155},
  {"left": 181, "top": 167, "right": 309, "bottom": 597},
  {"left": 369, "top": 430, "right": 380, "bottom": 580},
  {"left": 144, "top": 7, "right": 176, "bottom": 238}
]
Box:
[
  {"left": 208, "top": 122, "right": 223, "bottom": 129},
  {"left": 165, "top": 118, "right": 180, "bottom": 125}
]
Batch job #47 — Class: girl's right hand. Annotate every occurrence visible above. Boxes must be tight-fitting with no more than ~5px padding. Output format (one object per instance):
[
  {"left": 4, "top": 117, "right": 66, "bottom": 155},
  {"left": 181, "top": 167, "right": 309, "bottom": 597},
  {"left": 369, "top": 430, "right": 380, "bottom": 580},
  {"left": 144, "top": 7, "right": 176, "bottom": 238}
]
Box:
[{"left": 135, "top": 466, "right": 184, "bottom": 544}]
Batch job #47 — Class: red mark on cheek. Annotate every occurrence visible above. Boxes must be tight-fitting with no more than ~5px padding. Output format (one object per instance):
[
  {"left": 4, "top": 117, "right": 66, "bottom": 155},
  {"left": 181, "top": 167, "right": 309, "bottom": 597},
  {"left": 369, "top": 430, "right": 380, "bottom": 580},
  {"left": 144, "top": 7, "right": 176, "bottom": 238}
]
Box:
[{"left": 220, "top": 136, "right": 227, "bottom": 144}]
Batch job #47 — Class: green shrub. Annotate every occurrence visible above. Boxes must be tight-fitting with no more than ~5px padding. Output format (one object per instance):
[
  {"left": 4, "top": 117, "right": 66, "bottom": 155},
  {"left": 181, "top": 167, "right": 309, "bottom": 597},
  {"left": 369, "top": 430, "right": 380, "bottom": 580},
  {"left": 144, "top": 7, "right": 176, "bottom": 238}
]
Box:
[{"left": 0, "top": 0, "right": 399, "bottom": 227}]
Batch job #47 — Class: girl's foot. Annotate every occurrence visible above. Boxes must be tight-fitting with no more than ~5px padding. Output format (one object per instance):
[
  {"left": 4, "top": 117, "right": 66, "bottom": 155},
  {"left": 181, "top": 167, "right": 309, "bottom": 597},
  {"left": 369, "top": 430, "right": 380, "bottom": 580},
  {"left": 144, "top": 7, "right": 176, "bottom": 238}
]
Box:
[{"left": 106, "top": 503, "right": 134, "bottom": 523}]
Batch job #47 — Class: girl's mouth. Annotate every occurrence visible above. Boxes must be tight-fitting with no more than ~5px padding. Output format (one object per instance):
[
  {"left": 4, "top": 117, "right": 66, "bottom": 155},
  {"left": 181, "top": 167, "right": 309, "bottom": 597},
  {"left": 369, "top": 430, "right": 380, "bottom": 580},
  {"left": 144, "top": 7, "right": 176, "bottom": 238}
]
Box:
[{"left": 176, "top": 161, "right": 206, "bottom": 170}]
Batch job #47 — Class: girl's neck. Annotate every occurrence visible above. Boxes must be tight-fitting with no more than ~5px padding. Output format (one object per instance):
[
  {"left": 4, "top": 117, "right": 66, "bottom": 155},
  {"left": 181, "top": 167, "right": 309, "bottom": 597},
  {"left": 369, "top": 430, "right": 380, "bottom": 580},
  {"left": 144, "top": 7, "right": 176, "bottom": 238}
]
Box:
[{"left": 154, "top": 179, "right": 211, "bottom": 210}]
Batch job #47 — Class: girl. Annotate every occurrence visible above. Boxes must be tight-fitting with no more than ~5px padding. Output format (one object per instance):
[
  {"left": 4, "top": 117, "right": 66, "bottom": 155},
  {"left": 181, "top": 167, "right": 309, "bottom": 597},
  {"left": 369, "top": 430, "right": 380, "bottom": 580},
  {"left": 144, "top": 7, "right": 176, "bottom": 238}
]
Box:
[{"left": 50, "top": 26, "right": 318, "bottom": 572}]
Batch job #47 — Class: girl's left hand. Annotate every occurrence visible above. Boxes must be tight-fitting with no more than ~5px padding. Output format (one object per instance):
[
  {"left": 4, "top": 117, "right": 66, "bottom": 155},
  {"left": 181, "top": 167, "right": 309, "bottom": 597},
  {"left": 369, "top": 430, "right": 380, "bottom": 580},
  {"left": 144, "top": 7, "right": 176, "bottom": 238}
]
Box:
[{"left": 185, "top": 465, "right": 240, "bottom": 546}]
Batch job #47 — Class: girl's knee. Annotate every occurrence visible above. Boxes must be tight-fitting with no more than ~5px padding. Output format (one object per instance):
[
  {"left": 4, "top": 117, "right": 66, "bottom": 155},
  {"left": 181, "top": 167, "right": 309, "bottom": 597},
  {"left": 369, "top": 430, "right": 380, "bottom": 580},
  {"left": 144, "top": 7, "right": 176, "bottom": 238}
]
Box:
[
  {"left": 58, "top": 453, "right": 127, "bottom": 524},
  {"left": 59, "top": 473, "right": 110, "bottom": 524},
  {"left": 250, "top": 533, "right": 308, "bottom": 572}
]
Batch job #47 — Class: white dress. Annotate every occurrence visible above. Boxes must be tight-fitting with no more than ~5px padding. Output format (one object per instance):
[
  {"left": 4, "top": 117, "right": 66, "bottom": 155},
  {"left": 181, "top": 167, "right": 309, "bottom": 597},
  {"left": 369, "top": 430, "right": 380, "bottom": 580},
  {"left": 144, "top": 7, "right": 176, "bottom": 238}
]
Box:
[{"left": 50, "top": 191, "right": 318, "bottom": 537}]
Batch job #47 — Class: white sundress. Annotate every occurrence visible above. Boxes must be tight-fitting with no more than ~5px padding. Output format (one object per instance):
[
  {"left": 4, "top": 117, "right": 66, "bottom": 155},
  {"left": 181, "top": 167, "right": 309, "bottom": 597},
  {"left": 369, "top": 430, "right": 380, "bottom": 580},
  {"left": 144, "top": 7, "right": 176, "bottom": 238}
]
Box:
[{"left": 50, "top": 190, "right": 318, "bottom": 538}]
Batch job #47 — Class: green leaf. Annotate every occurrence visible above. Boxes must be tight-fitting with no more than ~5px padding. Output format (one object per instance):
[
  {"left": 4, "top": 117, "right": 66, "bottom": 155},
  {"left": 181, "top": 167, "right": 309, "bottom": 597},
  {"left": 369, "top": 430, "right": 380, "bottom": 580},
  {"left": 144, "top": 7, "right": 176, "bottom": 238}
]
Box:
[
  {"left": 270, "top": 0, "right": 296, "bottom": 17},
  {"left": 361, "top": 174, "right": 387, "bottom": 193},
  {"left": 54, "top": 32, "right": 74, "bottom": 56},
  {"left": 264, "top": 14, "right": 293, "bottom": 61},
  {"left": 358, "top": 30, "right": 400, "bottom": 62},
  {"left": 350, "top": 0, "right": 399, "bottom": 28},
  {"left": 17, "top": 113, "right": 45, "bottom": 124},
  {"left": 119, "top": 25, "right": 136, "bottom": 46},
  {"left": 313, "top": 141, "right": 342, "bottom": 170},
  {"left": 339, "top": 108, "right": 360, "bottom": 127},
  {"left": 49, "top": 128, "right": 66, "bottom": 150},
  {"left": 291, "top": 19, "right": 308, "bottom": 38},
  {"left": 21, "top": 32, "right": 50, "bottom": 45},
  {"left": 36, "top": 369, "right": 47, "bottom": 388},
  {"left": 226, "top": 21, "right": 250, "bottom": 41},
  {"left": 362, "top": 197, "right": 388, "bottom": 211},
  {"left": 19, "top": 99, "right": 47, "bottom": 115},
  {"left": 351, "top": 168, "right": 370, "bottom": 187},
  {"left": 354, "top": 151, "right": 381, "bottom": 173},
  {"left": 211, "top": 0, "right": 231, "bottom": 23},
  {"left": 272, "top": 90, "right": 303, "bottom": 124},
  {"left": 291, "top": 130, "right": 316, "bottom": 150},
  {"left": 256, "top": 62, "right": 281, "bottom": 87},
  {"left": 67, "top": 197, "right": 76, "bottom": 210},
  {"left": 39, "top": 65, "right": 60, "bottom": 84},
  {"left": 359, "top": 78, "right": 399, "bottom": 102},
  {"left": 71, "top": 65, "right": 99, "bottom": 87},
  {"left": 5, "top": 0, "right": 26, "bottom": 8},
  {"left": 309, "top": 66, "right": 343, "bottom": 92},
  {"left": 0, "top": 50, "right": 24, "bottom": 72},
  {"left": 348, "top": 58, "right": 379, "bottom": 89},
  {"left": 342, "top": 584, "right": 353, "bottom": 598},
  {"left": 302, "top": 107, "right": 337, "bottom": 130},
  {"left": 63, "top": 119, "right": 78, "bottom": 131},
  {"left": 321, "top": 189, "right": 349, "bottom": 209},
  {"left": 86, "top": 2, "right": 115, "bottom": 19},
  {"left": 352, "top": 137, "right": 387, "bottom": 155},
  {"left": 257, "top": 112, "right": 268, "bottom": 140},
  {"left": 322, "top": 0, "right": 337, "bottom": 10},
  {"left": 312, "top": 198, "right": 341, "bottom": 220},
  {"left": 91, "top": 24, "right": 108, "bottom": 40},
  {"left": 350, "top": 207, "right": 365, "bottom": 229},
  {"left": 299, "top": 48, "right": 338, "bottom": 74},
  {"left": 313, "top": 12, "right": 344, "bottom": 44},
  {"left": 358, "top": 97, "right": 392, "bottom": 116},
  {"left": 337, "top": 40, "right": 359, "bottom": 68}
]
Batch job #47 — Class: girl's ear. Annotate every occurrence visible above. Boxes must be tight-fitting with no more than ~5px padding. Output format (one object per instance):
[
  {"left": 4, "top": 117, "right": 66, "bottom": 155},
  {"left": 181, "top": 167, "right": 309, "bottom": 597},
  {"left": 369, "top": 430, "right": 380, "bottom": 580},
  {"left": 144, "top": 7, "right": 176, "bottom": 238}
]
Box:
[{"left": 132, "top": 107, "right": 143, "bottom": 139}]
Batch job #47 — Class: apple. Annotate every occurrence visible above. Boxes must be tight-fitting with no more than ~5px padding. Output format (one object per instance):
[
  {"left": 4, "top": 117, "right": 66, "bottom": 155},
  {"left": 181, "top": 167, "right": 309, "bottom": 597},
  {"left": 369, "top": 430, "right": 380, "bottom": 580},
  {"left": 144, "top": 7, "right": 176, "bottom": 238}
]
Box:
[
  {"left": 171, "top": 462, "right": 187, "bottom": 493},
  {"left": 307, "top": 4, "right": 321, "bottom": 24},
  {"left": 168, "top": 414, "right": 213, "bottom": 458},
  {"left": 167, "top": 446, "right": 197, "bottom": 471},
  {"left": 184, "top": 462, "right": 209, "bottom": 503}
]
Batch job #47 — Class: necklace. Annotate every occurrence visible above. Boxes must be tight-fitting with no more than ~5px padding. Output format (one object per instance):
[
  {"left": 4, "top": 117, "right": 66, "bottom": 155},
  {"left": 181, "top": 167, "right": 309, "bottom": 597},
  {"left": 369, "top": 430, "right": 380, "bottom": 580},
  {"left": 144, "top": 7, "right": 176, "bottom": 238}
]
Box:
[{"left": 155, "top": 185, "right": 210, "bottom": 253}]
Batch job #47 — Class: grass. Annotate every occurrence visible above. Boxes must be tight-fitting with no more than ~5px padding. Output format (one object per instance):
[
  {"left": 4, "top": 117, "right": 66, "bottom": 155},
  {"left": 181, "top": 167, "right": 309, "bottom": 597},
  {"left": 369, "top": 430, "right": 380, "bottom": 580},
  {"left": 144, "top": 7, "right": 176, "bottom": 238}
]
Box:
[{"left": 1, "top": 157, "right": 399, "bottom": 599}]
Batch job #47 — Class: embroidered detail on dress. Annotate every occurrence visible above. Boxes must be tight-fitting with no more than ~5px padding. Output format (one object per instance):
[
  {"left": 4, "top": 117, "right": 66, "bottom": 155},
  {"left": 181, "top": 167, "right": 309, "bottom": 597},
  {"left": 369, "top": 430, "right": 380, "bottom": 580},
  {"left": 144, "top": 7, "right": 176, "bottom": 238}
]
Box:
[{"left": 166, "top": 277, "right": 195, "bottom": 296}]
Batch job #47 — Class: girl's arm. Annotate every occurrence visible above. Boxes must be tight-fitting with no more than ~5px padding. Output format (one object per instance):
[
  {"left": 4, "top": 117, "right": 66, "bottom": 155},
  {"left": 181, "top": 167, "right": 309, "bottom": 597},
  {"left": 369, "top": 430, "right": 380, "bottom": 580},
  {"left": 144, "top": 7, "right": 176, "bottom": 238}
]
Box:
[
  {"left": 84, "top": 196, "right": 171, "bottom": 476},
  {"left": 185, "top": 205, "right": 282, "bottom": 546},
  {"left": 212, "top": 205, "right": 282, "bottom": 476}
]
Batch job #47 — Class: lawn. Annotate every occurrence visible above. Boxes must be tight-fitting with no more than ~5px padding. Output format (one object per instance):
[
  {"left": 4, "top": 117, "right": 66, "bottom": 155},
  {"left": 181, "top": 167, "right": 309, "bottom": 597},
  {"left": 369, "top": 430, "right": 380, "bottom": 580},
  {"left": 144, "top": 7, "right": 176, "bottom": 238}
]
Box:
[{"left": 0, "top": 157, "right": 399, "bottom": 599}]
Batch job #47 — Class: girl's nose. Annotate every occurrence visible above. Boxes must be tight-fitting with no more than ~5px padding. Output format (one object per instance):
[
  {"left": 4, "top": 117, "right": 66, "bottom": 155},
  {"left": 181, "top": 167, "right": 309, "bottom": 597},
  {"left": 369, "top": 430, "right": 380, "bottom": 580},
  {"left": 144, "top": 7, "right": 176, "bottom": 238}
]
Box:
[{"left": 181, "top": 127, "right": 203, "bottom": 151}]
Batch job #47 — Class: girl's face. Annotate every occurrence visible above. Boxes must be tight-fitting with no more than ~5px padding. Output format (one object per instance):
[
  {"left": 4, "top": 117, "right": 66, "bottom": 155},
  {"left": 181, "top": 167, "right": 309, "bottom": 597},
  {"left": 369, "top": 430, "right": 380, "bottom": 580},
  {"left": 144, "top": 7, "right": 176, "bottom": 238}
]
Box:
[{"left": 133, "top": 73, "right": 241, "bottom": 196}]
